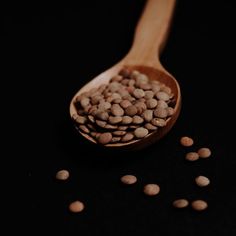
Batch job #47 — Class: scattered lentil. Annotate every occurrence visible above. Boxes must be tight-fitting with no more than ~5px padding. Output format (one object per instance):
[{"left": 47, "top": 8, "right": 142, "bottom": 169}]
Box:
[
  {"left": 134, "top": 127, "right": 149, "bottom": 138},
  {"left": 191, "top": 200, "right": 208, "bottom": 211},
  {"left": 132, "top": 115, "right": 144, "bottom": 124},
  {"left": 185, "top": 152, "right": 199, "bottom": 161},
  {"left": 79, "top": 125, "right": 90, "bottom": 134},
  {"left": 69, "top": 201, "right": 85, "bottom": 213},
  {"left": 142, "top": 110, "right": 153, "bottom": 122},
  {"left": 125, "top": 105, "right": 138, "bottom": 116},
  {"left": 97, "top": 132, "right": 112, "bottom": 144},
  {"left": 195, "top": 176, "right": 210, "bottom": 187},
  {"left": 180, "top": 136, "right": 194, "bottom": 147},
  {"left": 173, "top": 199, "right": 189, "bottom": 208},
  {"left": 144, "top": 184, "right": 160, "bottom": 196},
  {"left": 56, "top": 170, "right": 69, "bottom": 180},
  {"left": 121, "top": 133, "right": 134, "bottom": 142},
  {"left": 121, "top": 175, "right": 137, "bottom": 185},
  {"left": 198, "top": 148, "right": 211, "bottom": 158},
  {"left": 145, "top": 123, "right": 158, "bottom": 130}
]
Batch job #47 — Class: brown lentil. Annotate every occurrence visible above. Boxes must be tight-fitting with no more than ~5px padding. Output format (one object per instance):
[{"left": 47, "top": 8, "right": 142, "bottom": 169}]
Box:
[
  {"left": 105, "top": 124, "right": 118, "bottom": 130},
  {"left": 111, "top": 104, "right": 124, "bottom": 116},
  {"left": 185, "top": 152, "right": 199, "bottom": 161},
  {"left": 121, "top": 79, "right": 129, "bottom": 86},
  {"left": 121, "top": 175, "right": 137, "bottom": 185},
  {"left": 117, "top": 125, "right": 128, "bottom": 131},
  {"left": 73, "top": 115, "right": 87, "bottom": 124},
  {"left": 195, "top": 176, "right": 210, "bottom": 187},
  {"left": 88, "top": 115, "right": 95, "bottom": 123},
  {"left": 97, "top": 132, "right": 112, "bottom": 144},
  {"left": 121, "top": 133, "right": 134, "bottom": 142},
  {"left": 56, "top": 170, "right": 69, "bottom": 180},
  {"left": 98, "top": 101, "right": 111, "bottom": 110},
  {"left": 113, "top": 130, "right": 126, "bottom": 136},
  {"left": 136, "top": 74, "right": 148, "bottom": 84},
  {"left": 120, "top": 100, "right": 132, "bottom": 109},
  {"left": 96, "top": 111, "right": 109, "bottom": 121},
  {"left": 113, "top": 98, "right": 122, "bottom": 104},
  {"left": 111, "top": 137, "right": 121, "bottom": 143},
  {"left": 146, "top": 98, "right": 158, "bottom": 109},
  {"left": 130, "top": 70, "right": 140, "bottom": 79},
  {"left": 91, "top": 95, "right": 103, "bottom": 105},
  {"left": 156, "top": 100, "right": 168, "bottom": 109},
  {"left": 151, "top": 118, "right": 166, "bottom": 127},
  {"left": 167, "top": 107, "right": 174, "bottom": 116},
  {"left": 152, "top": 84, "right": 161, "bottom": 93},
  {"left": 180, "top": 136, "right": 194, "bottom": 147},
  {"left": 142, "top": 110, "right": 153, "bottom": 122},
  {"left": 144, "top": 90, "right": 154, "bottom": 99},
  {"left": 119, "top": 68, "right": 130, "bottom": 77},
  {"left": 140, "top": 83, "right": 152, "bottom": 90},
  {"left": 134, "top": 101, "right": 147, "bottom": 111},
  {"left": 111, "top": 75, "right": 123, "bottom": 82},
  {"left": 96, "top": 120, "right": 107, "bottom": 128},
  {"left": 191, "top": 200, "right": 208, "bottom": 211},
  {"left": 69, "top": 201, "right": 85, "bottom": 213},
  {"left": 80, "top": 97, "right": 90, "bottom": 108},
  {"left": 153, "top": 107, "right": 168, "bottom": 118},
  {"left": 144, "top": 184, "right": 160, "bottom": 196},
  {"left": 109, "top": 82, "right": 120, "bottom": 93},
  {"left": 173, "top": 199, "right": 189, "bottom": 208},
  {"left": 198, "top": 148, "right": 211, "bottom": 158},
  {"left": 155, "top": 91, "right": 170, "bottom": 101},
  {"left": 161, "top": 86, "right": 172, "bottom": 94},
  {"left": 134, "top": 127, "right": 149, "bottom": 138},
  {"left": 133, "top": 89, "right": 145, "bottom": 98}
]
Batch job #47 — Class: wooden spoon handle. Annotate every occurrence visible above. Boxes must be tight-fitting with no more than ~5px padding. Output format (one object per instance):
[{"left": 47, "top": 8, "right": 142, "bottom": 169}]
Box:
[{"left": 125, "top": 0, "right": 176, "bottom": 67}]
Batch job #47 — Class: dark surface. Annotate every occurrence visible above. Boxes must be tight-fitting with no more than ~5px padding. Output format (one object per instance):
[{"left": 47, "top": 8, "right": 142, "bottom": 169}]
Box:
[{"left": 4, "top": 0, "right": 236, "bottom": 235}]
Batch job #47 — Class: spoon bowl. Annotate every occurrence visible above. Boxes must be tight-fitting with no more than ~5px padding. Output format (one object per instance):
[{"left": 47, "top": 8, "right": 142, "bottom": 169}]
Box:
[{"left": 70, "top": 0, "right": 181, "bottom": 150}]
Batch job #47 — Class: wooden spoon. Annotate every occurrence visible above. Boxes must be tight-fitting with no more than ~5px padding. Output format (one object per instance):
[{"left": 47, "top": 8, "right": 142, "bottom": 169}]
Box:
[{"left": 69, "top": 0, "right": 181, "bottom": 150}]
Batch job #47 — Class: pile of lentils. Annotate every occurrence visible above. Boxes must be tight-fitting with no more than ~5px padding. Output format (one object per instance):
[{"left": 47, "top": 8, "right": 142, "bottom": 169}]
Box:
[{"left": 72, "top": 68, "right": 175, "bottom": 145}]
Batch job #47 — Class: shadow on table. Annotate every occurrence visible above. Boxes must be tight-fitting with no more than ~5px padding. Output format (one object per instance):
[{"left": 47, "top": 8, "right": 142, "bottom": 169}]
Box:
[{"left": 55, "top": 117, "right": 163, "bottom": 169}]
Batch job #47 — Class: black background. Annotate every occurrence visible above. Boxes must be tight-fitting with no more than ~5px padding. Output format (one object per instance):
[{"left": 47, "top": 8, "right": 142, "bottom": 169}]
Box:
[{"left": 4, "top": 0, "right": 236, "bottom": 235}]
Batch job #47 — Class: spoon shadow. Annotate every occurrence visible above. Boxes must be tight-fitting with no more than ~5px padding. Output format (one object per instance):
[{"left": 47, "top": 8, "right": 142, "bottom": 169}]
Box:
[{"left": 55, "top": 117, "right": 165, "bottom": 170}]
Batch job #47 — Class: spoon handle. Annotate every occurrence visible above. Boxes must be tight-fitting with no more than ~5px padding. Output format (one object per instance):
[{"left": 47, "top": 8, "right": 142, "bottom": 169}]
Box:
[{"left": 125, "top": 0, "right": 176, "bottom": 67}]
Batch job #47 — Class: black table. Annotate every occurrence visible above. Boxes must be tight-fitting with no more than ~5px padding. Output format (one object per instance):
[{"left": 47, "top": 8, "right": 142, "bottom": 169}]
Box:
[{"left": 4, "top": 0, "right": 236, "bottom": 235}]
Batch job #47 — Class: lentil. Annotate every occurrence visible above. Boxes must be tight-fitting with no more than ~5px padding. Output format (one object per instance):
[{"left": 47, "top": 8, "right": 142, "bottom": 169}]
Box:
[
  {"left": 180, "top": 136, "right": 194, "bottom": 147},
  {"left": 195, "top": 176, "right": 210, "bottom": 187},
  {"left": 56, "top": 170, "right": 69, "bottom": 180},
  {"left": 173, "top": 199, "right": 189, "bottom": 208},
  {"left": 69, "top": 201, "right": 85, "bottom": 213},
  {"left": 198, "top": 148, "right": 211, "bottom": 158},
  {"left": 185, "top": 152, "right": 199, "bottom": 161},
  {"left": 121, "top": 175, "right": 137, "bottom": 185},
  {"left": 191, "top": 200, "right": 208, "bottom": 211},
  {"left": 144, "top": 184, "right": 160, "bottom": 196}
]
